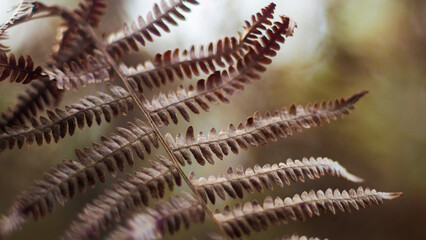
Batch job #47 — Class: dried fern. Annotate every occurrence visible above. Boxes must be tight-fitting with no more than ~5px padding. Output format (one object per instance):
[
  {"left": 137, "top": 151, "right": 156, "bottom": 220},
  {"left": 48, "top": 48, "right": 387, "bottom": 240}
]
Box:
[
  {"left": 215, "top": 187, "right": 402, "bottom": 238},
  {"left": 0, "top": 119, "right": 158, "bottom": 237},
  {"left": 74, "top": 0, "right": 108, "bottom": 27},
  {"left": 167, "top": 91, "right": 367, "bottom": 165},
  {"left": 106, "top": 0, "right": 199, "bottom": 59},
  {"left": 107, "top": 191, "right": 204, "bottom": 240},
  {"left": 0, "top": 85, "right": 133, "bottom": 152},
  {"left": 0, "top": 34, "right": 10, "bottom": 53},
  {"left": 0, "top": 52, "right": 43, "bottom": 84},
  {"left": 280, "top": 234, "right": 324, "bottom": 240},
  {"left": 122, "top": 2, "right": 277, "bottom": 90},
  {"left": 140, "top": 16, "right": 296, "bottom": 126},
  {"left": 0, "top": 0, "right": 36, "bottom": 38},
  {"left": 190, "top": 157, "right": 363, "bottom": 204},
  {"left": 46, "top": 50, "right": 113, "bottom": 90},
  {"left": 0, "top": 0, "right": 108, "bottom": 129},
  {"left": 50, "top": 0, "right": 107, "bottom": 66},
  {"left": 0, "top": 1, "right": 401, "bottom": 240},
  {"left": 50, "top": 26, "right": 96, "bottom": 66},
  {"left": 0, "top": 78, "right": 62, "bottom": 130},
  {"left": 62, "top": 155, "right": 180, "bottom": 240}
]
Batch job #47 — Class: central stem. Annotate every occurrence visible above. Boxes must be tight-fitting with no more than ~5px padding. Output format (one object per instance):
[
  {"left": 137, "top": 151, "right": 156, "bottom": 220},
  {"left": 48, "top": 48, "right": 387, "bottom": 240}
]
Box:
[{"left": 84, "top": 25, "right": 230, "bottom": 239}]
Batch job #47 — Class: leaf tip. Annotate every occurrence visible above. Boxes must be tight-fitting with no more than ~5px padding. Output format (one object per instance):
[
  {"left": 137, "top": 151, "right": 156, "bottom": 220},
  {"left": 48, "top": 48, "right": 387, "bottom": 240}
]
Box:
[{"left": 383, "top": 191, "right": 403, "bottom": 200}]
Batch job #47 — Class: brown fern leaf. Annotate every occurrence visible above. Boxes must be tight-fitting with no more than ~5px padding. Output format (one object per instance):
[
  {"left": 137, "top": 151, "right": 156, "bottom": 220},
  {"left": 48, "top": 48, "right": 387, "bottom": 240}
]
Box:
[
  {"left": 62, "top": 155, "right": 180, "bottom": 240},
  {"left": 46, "top": 51, "right": 113, "bottom": 90},
  {"left": 0, "top": 1, "right": 36, "bottom": 37},
  {"left": 0, "top": 34, "right": 10, "bottom": 53},
  {"left": 0, "top": 1, "right": 102, "bottom": 130},
  {"left": 48, "top": 0, "right": 107, "bottom": 65},
  {"left": 50, "top": 26, "right": 96, "bottom": 67},
  {"left": 0, "top": 78, "right": 62, "bottom": 130},
  {"left": 49, "top": 0, "right": 107, "bottom": 65},
  {"left": 215, "top": 187, "right": 402, "bottom": 238},
  {"left": 280, "top": 234, "right": 324, "bottom": 240},
  {"left": 122, "top": 36, "right": 244, "bottom": 91},
  {"left": 0, "top": 52, "right": 43, "bottom": 84},
  {"left": 106, "top": 0, "right": 199, "bottom": 59},
  {"left": 0, "top": 119, "right": 158, "bottom": 237},
  {"left": 138, "top": 16, "right": 297, "bottom": 127},
  {"left": 191, "top": 157, "right": 363, "bottom": 204},
  {"left": 0, "top": 85, "right": 133, "bottom": 152},
  {"left": 74, "top": 0, "right": 108, "bottom": 27},
  {"left": 208, "top": 233, "right": 325, "bottom": 240},
  {"left": 121, "top": 2, "right": 277, "bottom": 90},
  {"left": 166, "top": 91, "right": 368, "bottom": 166},
  {"left": 242, "top": 3, "right": 276, "bottom": 44},
  {"left": 49, "top": 0, "right": 107, "bottom": 66},
  {"left": 107, "top": 192, "right": 204, "bottom": 240}
]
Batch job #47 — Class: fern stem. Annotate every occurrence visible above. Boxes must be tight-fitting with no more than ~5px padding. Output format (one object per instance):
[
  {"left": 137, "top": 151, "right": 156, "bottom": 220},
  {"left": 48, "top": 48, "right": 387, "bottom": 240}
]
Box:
[{"left": 83, "top": 25, "right": 231, "bottom": 239}]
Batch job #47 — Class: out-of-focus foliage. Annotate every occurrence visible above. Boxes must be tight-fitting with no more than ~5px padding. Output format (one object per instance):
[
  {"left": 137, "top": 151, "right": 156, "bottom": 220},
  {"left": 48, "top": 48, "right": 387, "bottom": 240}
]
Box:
[{"left": 0, "top": 0, "right": 424, "bottom": 239}]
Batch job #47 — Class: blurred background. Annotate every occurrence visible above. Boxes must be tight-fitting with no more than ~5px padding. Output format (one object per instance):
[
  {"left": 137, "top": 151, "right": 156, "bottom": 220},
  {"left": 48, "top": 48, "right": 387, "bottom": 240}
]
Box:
[{"left": 0, "top": 0, "right": 425, "bottom": 239}]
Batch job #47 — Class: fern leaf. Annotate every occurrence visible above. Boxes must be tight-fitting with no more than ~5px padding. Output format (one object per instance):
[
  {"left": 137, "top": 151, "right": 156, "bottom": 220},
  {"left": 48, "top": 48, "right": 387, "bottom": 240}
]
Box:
[
  {"left": 74, "top": 0, "right": 108, "bottom": 27},
  {"left": 138, "top": 16, "right": 296, "bottom": 127},
  {"left": 106, "top": 0, "right": 199, "bottom": 59},
  {"left": 107, "top": 192, "right": 204, "bottom": 240},
  {"left": 121, "top": 36, "right": 244, "bottom": 91},
  {"left": 121, "top": 2, "right": 277, "bottom": 90},
  {"left": 0, "top": 78, "right": 62, "bottom": 130},
  {"left": 0, "top": 85, "right": 134, "bottom": 152},
  {"left": 167, "top": 91, "right": 368, "bottom": 166},
  {"left": 280, "top": 234, "right": 324, "bottom": 240},
  {"left": 50, "top": 26, "right": 96, "bottom": 67},
  {"left": 61, "top": 155, "right": 180, "bottom": 240},
  {"left": 207, "top": 233, "right": 325, "bottom": 240},
  {"left": 0, "top": 52, "right": 43, "bottom": 84},
  {"left": 49, "top": 0, "right": 107, "bottom": 66},
  {"left": 46, "top": 51, "right": 113, "bottom": 90},
  {"left": 0, "top": 0, "right": 36, "bottom": 37},
  {"left": 190, "top": 157, "right": 363, "bottom": 204},
  {"left": 215, "top": 187, "right": 402, "bottom": 238},
  {"left": 0, "top": 119, "right": 158, "bottom": 237},
  {"left": 0, "top": 34, "right": 10, "bottom": 53},
  {"left": 241, "top": 3, "right": 276, "bottom": 44}
]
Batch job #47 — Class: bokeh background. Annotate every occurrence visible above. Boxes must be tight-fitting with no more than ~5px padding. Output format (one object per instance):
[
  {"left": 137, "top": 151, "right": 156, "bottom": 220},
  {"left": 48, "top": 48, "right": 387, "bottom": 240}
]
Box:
[{"left": 0, "top": 0, "right": 425, "bottom": 239}]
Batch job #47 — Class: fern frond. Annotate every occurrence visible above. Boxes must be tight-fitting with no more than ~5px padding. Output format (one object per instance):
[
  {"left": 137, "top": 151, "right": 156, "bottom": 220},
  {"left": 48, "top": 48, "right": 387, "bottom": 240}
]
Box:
[
  {"left": 0, "top": 85, "right": 133, "bottom": 152},
  {"left": 167, "top": 91, "right": 368, "bottom": 166},
  {"left": 121, "top": 2, "right": 277, "bottom": 90},
  {"left": 122, "top": 36, "right": 244, "bottom": 91},
  {"left": 46, "top": 51, "right": 113, "bottom": 90},
  {"left": 50, "top": 26, "right": 96, "bottom": 66},
  {"left": 62, "top": 155, "right": 180, "bottom": 240},
  {"left": 280, "top": 234, "right": 323, "bottom": 240},
  {"left": 107, "top": 192, "right": 204, "bottom": 240},
  {"left": 0, "top": 78, "right": 62, "bottom": 130},
  {"left": 0, "top": 119, "right": 158, "bottom": 237},
  {"left": 48, "top": 0, "right": 107, "bottom": 67},
  {"left": 74, "top": 0, "right": 108, "bottom": 27},
  {"left": 0, "top": 34, "right": 10, "bottom": 53},
  {"left": 0, "top": 52, "right": 43, "bottom": 84},
  {"left": 241, "top": 3, "right": 276, "bottom": 44},
  {"left": 191, "top": 157, "right": 363, "bottom": 204},
  {"left": 215, "top": 187, "right": 402, "bottom": 238},
  {"left": 106, "top": 0, "right": 199, "bottom": 59},
  {"left": 0, "top": 0, "right": 36, "bottom": 37},
  {"left": 138, "top": 16, "right": 296, "bottom": 127},
  {"left": 207, "top": 233, "right": 325, "bottom": 240}
]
